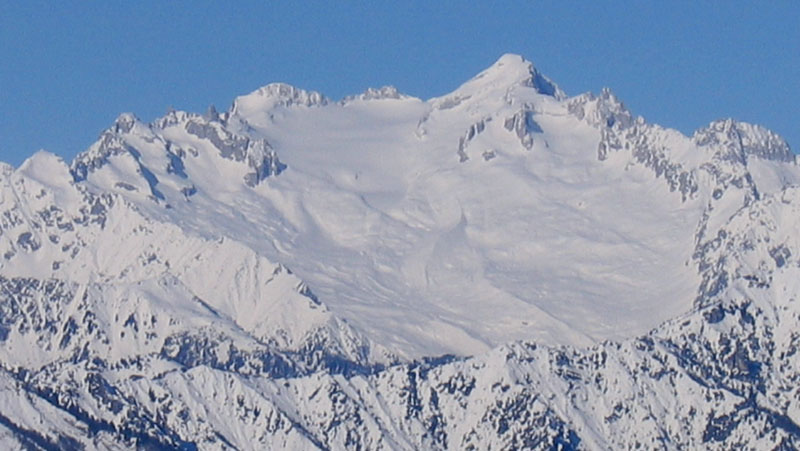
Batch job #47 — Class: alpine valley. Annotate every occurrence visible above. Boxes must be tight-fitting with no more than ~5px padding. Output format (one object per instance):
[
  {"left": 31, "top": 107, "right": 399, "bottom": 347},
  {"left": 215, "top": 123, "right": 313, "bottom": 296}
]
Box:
[{"left": 1, "top": 54, "right": 799, "bottom": 449}]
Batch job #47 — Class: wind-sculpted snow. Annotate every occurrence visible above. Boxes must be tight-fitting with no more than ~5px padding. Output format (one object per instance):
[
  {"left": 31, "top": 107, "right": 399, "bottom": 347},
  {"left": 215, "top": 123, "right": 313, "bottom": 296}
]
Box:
[{"left": 1, "top": 54, "right": 799, "bottom": 448}]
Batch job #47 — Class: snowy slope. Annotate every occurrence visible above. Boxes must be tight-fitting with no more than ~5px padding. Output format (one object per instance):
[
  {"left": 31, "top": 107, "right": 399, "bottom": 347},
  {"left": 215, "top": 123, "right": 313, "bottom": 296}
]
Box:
[
  {"left": 66, "top": 54, "right": 794, "bottom": 357},
  {"left": 1, "top": 54, "right": 799, "bottom": 449}
]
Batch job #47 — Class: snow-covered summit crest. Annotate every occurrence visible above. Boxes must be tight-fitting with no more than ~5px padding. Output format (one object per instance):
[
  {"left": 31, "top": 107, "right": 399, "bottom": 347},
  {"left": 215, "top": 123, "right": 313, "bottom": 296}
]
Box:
[
  {"left": 341, "top": 85, "right": 414, "bottom": 103},
  {"left": 467, "top": 53, "right": 565, "bottom": 99},
  {"left": 694, "top": 118, "right": 795, "bottom": 163},
  {"left": 18, "top": 150, "right": 71, "bottom": 181},
  {"left": 567, "top": 87, "right": 635, "bottom": 130},
  {"left": 230, "top": 82, "right": 330, "bottom": 117},
  {"left": 111, "top": 112, "right": 139, "bottom": 134},
  {"left": 429, "top": 54, "right": 565, "bottom": 112},
  {"left": 70, "top": 113, "right": 149, "bottom": 182}
]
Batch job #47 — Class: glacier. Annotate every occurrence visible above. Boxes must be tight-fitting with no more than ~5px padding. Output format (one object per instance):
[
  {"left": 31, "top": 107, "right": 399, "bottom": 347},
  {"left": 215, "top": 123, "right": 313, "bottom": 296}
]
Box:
[{"left": 0, "top": 53, "right": 798, "bottom": 449}]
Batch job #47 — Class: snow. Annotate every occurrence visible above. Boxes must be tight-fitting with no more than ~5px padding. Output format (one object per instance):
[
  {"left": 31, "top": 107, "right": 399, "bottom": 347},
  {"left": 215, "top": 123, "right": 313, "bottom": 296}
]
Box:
[
  {"left": 231, "top": 83, "right": 329, "bottom": 117},
  {"left": 4, "top": 54, "right": 792, "bottom": 360},
  {"left": 129, "top": 55, "right": 706, "bottom": 356},
  {"left": 1, "top": 53, "right": 800, "bottom": 449}
]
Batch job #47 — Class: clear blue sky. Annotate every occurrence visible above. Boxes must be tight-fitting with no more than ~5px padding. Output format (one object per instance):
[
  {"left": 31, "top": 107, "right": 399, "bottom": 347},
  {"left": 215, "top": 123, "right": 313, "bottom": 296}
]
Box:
[{"left": 1, "top": 1, "right": 798, "bottom": 167}]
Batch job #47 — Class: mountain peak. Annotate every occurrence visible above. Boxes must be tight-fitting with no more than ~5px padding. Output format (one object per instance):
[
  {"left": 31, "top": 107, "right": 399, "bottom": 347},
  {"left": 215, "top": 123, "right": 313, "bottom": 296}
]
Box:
[
  {"left": 17, "top": 150, "right": 73, "bottom": 188},
  {"left": 230, "top": 82, "right": 329, "bottom": 117},
  {"left": 694, "top": 118, "right": 794, "bottom": 163},
  {"left": 483, "top": 53, "right": 565, "bottom": 99},
  {"left": 112, "top": 112, "right": 139, "bottom": 134},
  {"left": 436, "top": 54, "right": 566, "bottom": 107},
  {"left": 341, "top": 85, "right": 414, "bottom": 103},
  {"left": 491, "top": 52, "right": 530, "bottom": 69}
]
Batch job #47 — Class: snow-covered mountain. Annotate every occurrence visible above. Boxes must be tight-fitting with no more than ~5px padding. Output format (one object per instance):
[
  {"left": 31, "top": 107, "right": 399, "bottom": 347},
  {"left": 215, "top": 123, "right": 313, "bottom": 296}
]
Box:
[{"left": 1, "top": 54, "right": 798, "bottom": 449}]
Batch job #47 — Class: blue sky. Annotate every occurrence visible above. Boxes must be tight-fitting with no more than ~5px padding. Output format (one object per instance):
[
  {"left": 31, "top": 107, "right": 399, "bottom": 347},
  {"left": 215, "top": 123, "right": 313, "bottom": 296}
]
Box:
[{"left": 1, "top": 1, "right": 797, "bottom": 166}]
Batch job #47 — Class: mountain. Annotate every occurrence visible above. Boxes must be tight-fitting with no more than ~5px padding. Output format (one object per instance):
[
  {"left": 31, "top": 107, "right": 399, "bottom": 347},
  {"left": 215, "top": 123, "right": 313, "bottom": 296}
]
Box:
[{"left": 0, "top": 53, "right": 798, "bottom": 449}]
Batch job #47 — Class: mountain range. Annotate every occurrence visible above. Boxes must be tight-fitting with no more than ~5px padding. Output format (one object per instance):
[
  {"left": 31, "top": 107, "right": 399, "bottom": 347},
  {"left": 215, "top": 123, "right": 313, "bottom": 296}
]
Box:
[{"left": 0, "top": 54, "right": 798, "bottom": 449}]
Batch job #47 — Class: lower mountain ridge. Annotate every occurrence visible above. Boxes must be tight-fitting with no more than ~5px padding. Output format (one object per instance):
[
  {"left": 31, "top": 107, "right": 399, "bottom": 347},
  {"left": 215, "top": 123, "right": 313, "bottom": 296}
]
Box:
[{"left": 1, "top": 54, "right": 798, "bottom": 449}]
